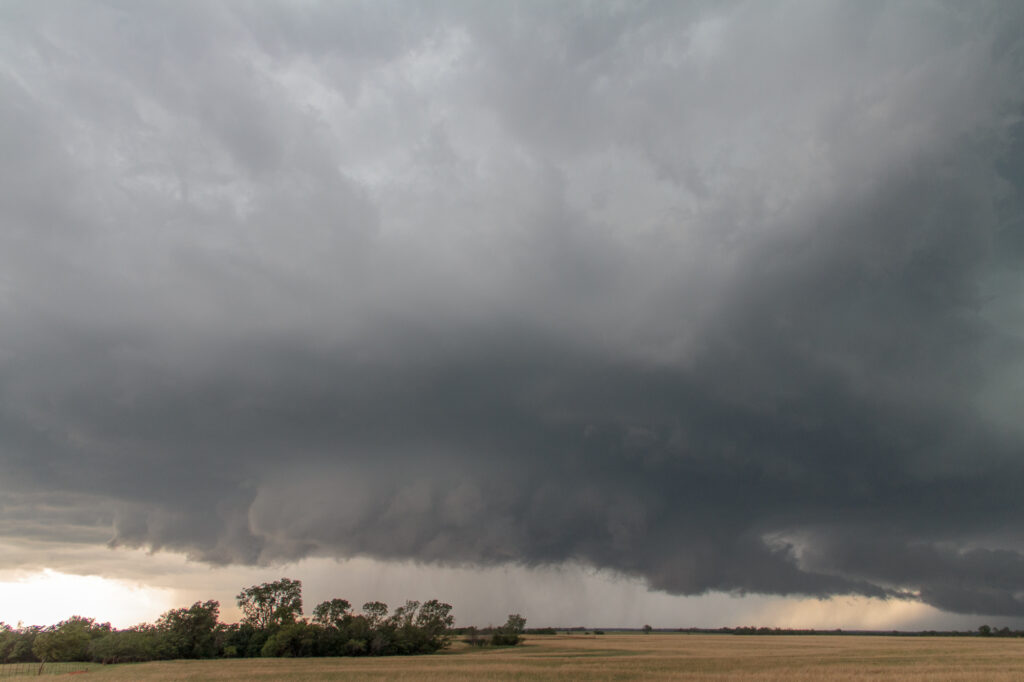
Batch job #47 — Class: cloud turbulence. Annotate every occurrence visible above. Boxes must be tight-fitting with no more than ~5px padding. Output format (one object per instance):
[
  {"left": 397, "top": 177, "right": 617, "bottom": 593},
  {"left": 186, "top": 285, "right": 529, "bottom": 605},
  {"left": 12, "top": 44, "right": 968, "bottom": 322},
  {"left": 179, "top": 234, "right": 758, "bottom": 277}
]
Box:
[{"left": 2, "top": 1, "right": 1024, "bottom": 618}]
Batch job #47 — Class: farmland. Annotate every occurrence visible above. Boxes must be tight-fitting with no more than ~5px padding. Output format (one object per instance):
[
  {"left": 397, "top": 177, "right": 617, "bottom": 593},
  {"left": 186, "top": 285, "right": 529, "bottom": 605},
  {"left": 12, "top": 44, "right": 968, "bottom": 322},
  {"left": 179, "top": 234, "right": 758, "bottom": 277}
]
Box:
[{"left": 9, "top": 633, "right": 1024, "bottom": 681}]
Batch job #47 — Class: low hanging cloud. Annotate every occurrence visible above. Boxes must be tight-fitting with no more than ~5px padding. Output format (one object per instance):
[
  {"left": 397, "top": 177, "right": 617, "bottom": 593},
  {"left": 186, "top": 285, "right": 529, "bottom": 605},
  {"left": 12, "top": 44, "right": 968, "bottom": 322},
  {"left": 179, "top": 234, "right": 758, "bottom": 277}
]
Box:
[{"left": 1, "top": 1, "right": 1024, "bottom": 618}]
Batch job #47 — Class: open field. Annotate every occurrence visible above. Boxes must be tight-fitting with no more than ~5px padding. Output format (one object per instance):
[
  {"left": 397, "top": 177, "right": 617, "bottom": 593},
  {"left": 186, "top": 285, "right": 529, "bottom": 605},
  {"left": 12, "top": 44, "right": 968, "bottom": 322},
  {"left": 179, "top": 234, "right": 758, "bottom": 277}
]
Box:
[{"left": 14, "top": 633, "right": 1023, "bottom": 681}]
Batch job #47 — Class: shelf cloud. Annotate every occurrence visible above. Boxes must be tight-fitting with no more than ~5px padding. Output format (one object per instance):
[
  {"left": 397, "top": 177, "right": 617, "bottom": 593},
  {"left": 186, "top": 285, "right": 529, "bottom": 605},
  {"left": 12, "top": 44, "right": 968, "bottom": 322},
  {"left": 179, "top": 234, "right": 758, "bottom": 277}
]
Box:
[{"left": 1, "top": 1, "right": 1024, "bottom": 618}]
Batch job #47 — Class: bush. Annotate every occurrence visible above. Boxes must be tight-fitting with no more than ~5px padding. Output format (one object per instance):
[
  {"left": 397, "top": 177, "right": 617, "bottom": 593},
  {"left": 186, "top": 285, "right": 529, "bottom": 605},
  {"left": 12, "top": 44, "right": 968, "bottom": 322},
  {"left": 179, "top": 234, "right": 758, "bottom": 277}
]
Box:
[
  {"left": 490, "top": 631, "right": 521, "bottom": 646},
  {"left": 490, "top": 614, "right": 527, "bottom": 647}
]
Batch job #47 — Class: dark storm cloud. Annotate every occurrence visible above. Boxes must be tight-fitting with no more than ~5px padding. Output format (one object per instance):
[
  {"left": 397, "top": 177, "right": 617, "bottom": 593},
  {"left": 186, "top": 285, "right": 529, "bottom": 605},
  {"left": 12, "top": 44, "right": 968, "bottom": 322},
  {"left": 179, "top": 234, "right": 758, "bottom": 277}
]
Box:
[{"left": 2, "top": 1, "right": 1024, "bottom": 616}]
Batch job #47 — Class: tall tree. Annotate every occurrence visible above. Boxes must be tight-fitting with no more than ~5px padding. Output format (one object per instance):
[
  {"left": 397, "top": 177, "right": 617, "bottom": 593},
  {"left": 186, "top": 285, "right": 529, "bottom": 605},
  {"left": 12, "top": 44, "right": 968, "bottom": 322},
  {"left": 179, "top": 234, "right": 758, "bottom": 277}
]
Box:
[
  {"left": 236, "top": 578, "right": 304, "bottom": 630},
  {"left": 31, "top": 616, "right": 106, "bottom": 662},
  {"left": 156, "top": 600, "right": 220, "bottom": 659},
  {"left": 361, "top": 601, "right": 389, "bottom": 629},
  {"left": 389, "top": 600, "right": 420, "bottom": 629},
  {"left": 312, "top": 599, "right": 352, "bottom": 629},
  {"left": 504, "top": 614, "right": 526, "bottom": 634},
  {"left": 415, "top": 599, "right": 455, "bottom": 648}
]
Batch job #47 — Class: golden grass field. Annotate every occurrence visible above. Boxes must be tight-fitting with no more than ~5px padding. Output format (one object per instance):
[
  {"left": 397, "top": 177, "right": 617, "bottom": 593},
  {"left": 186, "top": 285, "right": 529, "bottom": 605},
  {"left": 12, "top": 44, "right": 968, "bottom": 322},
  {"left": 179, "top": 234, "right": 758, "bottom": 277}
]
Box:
[{"left": 9, "top": 633, "right": 1024, "bottom": 680}]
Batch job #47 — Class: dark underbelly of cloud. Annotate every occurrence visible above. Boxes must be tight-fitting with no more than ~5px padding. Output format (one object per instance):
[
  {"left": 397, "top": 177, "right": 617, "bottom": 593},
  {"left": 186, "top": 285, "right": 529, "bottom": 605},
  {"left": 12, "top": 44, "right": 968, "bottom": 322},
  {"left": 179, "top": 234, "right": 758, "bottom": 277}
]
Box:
[{"left": 1, "top": 0, "right": 1024, "bottom": 618}]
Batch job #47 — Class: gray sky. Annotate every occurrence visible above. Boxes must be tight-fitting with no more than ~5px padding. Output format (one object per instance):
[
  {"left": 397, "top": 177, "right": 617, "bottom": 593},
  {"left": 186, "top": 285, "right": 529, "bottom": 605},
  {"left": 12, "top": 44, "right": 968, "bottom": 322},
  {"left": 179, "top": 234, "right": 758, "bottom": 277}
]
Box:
[{"left": 1, "top": 0, "right": 1024, "bottom": 628}]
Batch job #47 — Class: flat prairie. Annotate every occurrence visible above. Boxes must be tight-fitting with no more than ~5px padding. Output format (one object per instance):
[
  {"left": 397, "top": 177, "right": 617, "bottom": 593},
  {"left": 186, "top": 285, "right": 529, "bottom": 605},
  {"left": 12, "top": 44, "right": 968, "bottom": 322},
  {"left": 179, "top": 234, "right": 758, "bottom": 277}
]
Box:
[{"left": 22, "top": 634, "right": 1024, "bottom": 680}]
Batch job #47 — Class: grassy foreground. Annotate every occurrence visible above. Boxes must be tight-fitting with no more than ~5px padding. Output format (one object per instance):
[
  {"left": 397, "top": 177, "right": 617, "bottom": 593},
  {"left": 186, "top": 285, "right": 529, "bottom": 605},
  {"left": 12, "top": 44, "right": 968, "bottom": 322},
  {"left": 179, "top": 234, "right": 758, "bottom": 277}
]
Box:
[{"left": 12, "top": 633, "right": 1024, "bottom": 681}]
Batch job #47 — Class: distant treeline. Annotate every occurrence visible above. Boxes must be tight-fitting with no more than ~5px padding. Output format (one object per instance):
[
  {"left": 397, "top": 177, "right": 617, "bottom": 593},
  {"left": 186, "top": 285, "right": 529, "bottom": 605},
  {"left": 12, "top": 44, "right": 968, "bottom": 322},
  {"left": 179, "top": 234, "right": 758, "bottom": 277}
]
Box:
[
  {"left": 514, "top": 625, "right": 1024, "bottom": 637},
  {"left": 0, "top": 577, "right": 493, "bottom": 664},
  {"left": 672, "top": 626, "right": 1024, "bottom": 637}
]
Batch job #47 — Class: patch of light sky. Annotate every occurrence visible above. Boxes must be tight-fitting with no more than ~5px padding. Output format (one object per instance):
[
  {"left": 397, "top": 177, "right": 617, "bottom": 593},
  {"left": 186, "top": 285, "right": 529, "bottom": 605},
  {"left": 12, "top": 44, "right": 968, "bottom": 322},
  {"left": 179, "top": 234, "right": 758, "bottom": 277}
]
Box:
[{"left": 0, "top": 552, "right": 1012, "bottom": 632}]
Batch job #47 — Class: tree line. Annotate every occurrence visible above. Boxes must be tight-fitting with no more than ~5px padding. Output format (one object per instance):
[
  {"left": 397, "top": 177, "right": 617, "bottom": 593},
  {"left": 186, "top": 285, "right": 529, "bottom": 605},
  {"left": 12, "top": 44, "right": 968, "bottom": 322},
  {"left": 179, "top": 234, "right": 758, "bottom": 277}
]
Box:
[
  {"left": 669, "top": 625, "right": 1024, "bottom": 637},
  {"left": 0, "top": 577, "right": 479, "bottom": 664}
]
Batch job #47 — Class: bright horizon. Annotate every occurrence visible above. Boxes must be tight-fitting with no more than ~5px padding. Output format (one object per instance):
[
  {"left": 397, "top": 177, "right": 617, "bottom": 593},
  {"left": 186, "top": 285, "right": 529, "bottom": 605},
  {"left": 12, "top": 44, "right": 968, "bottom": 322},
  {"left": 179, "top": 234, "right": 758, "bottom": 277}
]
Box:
[{"left": 0, "top": 556, "right": 1010, "bottom": 632}]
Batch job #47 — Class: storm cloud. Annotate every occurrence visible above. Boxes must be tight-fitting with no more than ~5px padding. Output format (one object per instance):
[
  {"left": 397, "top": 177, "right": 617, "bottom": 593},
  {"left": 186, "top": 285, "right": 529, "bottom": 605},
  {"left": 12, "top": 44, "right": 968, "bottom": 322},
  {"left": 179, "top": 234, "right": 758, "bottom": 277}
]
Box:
[{"left": 2, "top": 1, "right": 1024, "bottom": 618}]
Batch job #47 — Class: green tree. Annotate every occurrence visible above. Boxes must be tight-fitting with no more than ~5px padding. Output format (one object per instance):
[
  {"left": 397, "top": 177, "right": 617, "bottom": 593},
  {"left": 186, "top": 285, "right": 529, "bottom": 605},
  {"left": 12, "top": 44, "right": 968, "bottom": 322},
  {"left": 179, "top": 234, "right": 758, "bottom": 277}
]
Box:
[
  {"left": 312, "top": 599, "right": 352, "bottom": 629},
  {"left": 415, "top": 599, "right": 455, "bottom": 650},
  {"left": 504, "top": 614, "right": 526, "bottom": 634},
  {"left": 343, "top": 615, "right": 374, "bottom": 654},
  {"left": 236, "top": 578, "right": 303, "bottom": 630},
  {"left": 389, "top": 600, "right": 421, "bottom": 629},
  {"left": 88, "top": 626, "right": 158, "bottom": 663},
  {"left": 260, "top": 622, "right": 316, "bottom": 658},
  {"left": 4, "top": 626, "right": 41, "bottom": 662},
  {"left": 491, "top": 613, "right": 526, "bottom": 646},
  {"left": 218, "top": 622, "right": 268, "bottom": 658},
  {"left": 156, "top": 600, "right": 220, "bottom": 659},
  {"left": 32, "top": 616, "right": 107, "bottom": 662},
  {"left": 362, "top": 601, "right": 389, "bottom": 629},
  {"left": 0, "top": 623, "right": 14, "bottom": 663}
]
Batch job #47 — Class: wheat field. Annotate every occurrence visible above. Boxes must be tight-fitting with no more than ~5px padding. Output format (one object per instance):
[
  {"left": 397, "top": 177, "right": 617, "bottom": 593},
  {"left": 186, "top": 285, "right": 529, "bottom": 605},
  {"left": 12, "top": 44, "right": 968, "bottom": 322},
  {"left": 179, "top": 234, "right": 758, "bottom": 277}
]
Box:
[
  {"left": 19, "top": 630, "right": 1019, "bottom": 679},
  {"left": 22, "top": 633, "right": 1021, "bottom": 681}
]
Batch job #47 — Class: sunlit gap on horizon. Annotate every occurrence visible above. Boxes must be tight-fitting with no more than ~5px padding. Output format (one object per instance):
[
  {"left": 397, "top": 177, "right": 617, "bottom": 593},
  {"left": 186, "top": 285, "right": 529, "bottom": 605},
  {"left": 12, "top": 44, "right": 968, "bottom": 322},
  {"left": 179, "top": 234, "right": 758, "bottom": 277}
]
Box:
[
  {"left": 0, "top": 569, "right": 176, "bottom": 628},
  {"left": 0, "top": 555, "right": 986, "bottom": 632}
]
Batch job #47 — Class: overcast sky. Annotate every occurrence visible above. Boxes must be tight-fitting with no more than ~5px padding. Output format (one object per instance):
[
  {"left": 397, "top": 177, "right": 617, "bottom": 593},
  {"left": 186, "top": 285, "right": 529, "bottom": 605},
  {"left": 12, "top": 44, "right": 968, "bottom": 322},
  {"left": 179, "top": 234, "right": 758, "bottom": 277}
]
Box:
[{"left": 1, "top": 0, "right": 1024, "bottom": 629}]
